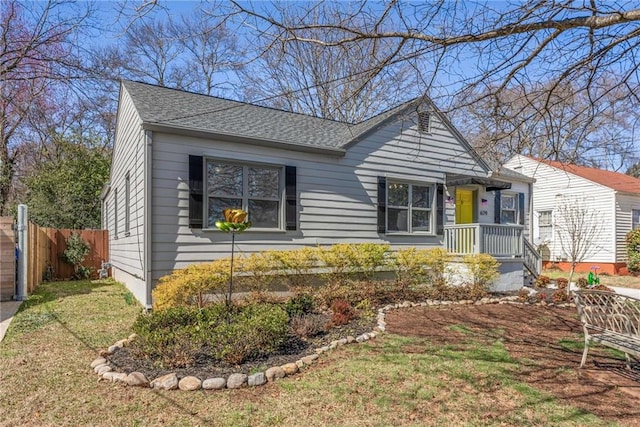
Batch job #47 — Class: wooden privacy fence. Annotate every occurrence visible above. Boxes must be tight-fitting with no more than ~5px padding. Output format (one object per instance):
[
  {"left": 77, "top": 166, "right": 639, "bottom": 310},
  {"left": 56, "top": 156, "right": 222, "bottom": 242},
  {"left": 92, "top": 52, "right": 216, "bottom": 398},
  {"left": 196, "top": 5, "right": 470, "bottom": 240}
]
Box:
[
  {"left": 0, "top": 217, "right": 15, "bottom": 301},
  {"left": 27, "top": 223, "right": 109, "bottom": 290}
]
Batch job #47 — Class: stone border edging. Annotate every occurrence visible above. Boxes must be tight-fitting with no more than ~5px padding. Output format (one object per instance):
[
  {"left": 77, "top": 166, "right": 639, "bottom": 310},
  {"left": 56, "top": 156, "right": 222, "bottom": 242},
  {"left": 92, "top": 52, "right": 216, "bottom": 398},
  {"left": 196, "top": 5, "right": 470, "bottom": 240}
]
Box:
[{"left": 90, "top": 295, "right": 575, "bottom": 391}]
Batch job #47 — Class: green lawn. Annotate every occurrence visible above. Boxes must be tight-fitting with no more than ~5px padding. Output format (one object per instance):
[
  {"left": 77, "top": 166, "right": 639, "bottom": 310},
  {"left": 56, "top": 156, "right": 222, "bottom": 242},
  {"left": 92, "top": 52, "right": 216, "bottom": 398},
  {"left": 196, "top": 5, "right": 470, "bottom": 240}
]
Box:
[{"left": 0, "top": 280, "right": 622, "bottom": 426}]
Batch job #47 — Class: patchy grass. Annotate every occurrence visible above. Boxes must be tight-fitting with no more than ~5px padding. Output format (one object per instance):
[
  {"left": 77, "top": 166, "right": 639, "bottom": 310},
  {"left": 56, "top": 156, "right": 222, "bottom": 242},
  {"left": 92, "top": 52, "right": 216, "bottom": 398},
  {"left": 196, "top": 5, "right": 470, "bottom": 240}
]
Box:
[
  {"left": 543, "top": 270, "right": 640, "bottom": 290},
  {"left": 0, "top": 279, "right": 620, "bottom": 426}
]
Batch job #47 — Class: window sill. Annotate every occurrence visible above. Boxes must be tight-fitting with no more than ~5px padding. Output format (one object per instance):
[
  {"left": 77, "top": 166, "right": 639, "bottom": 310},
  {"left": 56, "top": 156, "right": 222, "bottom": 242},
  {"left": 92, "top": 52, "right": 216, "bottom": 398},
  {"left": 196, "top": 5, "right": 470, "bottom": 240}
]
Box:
[
  {"left": 385, "top": 232, "right": 437, "bottom": 237},
  {"left": 201, "top": 228, "right": 288, "bottom": 234}
]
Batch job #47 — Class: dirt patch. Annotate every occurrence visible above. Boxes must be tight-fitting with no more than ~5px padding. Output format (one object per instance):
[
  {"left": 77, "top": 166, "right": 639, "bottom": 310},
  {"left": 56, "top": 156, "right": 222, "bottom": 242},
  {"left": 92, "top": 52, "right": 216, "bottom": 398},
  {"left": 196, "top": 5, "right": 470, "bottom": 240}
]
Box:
[{"left": 385, "top": 304, "right": 640, "bottom": 425}]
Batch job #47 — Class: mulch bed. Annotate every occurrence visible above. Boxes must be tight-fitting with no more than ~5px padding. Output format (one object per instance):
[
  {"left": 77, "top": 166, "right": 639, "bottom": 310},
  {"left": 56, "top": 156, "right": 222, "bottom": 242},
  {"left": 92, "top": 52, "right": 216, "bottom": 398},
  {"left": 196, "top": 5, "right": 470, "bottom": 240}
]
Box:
[
  {"left": 385, "top": 303, "right": 640, "bottom": 425},
  {"left": 106, "top": 313, "right": 377, "bottom": 381}
]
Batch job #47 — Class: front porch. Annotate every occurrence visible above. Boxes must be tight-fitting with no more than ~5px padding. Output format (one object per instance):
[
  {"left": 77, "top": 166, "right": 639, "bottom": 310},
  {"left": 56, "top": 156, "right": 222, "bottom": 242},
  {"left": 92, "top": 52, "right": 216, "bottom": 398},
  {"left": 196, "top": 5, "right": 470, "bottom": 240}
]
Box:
[{"left": 444, "top": 223, "right": 541, "bottom": 289}]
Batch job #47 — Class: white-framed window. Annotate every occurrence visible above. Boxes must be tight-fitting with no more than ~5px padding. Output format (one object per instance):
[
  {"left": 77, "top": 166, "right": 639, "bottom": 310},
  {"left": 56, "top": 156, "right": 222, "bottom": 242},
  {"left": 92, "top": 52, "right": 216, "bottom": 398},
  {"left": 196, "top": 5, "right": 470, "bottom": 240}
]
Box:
[
  {"left": 114, "top": 188, "right": 118, "bottom": 237},
  {"left": 633, "top": 209, "right": 640, "bottom": 230},
  {"left": 387, "top": 181, "right": 435, "bottom": 233},
  {"left": 538, "top": 210, "right": 553, "bottom": 242},
  {"left": 500, "top": 193, "right": 518, "bottom": 224},
  {"left": 124, "top": 172, "right": 130, "bottom": 235},
  {"left": 206, "top": 159, "right": 283, "bottom": 229}
]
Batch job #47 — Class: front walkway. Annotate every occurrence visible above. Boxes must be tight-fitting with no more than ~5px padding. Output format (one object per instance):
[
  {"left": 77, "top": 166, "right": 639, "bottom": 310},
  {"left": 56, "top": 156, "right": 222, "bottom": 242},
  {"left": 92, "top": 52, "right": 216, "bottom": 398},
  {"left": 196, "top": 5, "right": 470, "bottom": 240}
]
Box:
[{"left": 0, "top": 300, "right": 22, "bottom": 342}]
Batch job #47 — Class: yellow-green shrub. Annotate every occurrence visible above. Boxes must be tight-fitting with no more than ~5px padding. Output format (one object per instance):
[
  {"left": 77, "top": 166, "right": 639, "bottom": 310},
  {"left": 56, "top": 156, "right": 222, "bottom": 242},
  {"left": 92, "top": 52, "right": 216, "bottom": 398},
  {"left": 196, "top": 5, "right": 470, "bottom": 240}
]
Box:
[
  {"left": 462, "top": 253, "right": 500, "bottom": 287},
  {"left": 350, "top": 243, "right": 391, "bottom": 280},
  {"left": 152, "top": 259, "right": 231, "bottom": 310},
  {"left": 390, "top": 247, "right": 432, "bottom": 286},
  {"left": 317, "top": 244, "right": 355, "bottom": 285},
  {"left": 236, "top": 251, "right": 279, "bottom": 292},
  {"left": 423, "top": 248, "right": 453, "bottom": 287},
  {"left": 269, "top": 247, "right": 319, "bottom": 288}
]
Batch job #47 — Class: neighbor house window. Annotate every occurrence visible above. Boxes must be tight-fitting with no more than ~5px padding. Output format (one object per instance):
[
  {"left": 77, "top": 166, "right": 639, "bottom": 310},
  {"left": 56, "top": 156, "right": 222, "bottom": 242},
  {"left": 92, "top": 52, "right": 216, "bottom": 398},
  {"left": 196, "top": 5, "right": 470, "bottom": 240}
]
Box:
[
  {"left": 125, "top": 172, "right": 130, "bottom": 235},
  {"left": 538, "top": 210, "right": 553, "bottom": 242},
  {"left": 206, "top": 160, "right": 282, "bottom": 229},
  {"left": 387, "top": 181, "right": 435, "bottom": 233},
  {"left": 500, "top": 193, "right": 518, "bottom": 224},
  {"left": 633, "top": 209, "right": 640, "bottom": 230}
]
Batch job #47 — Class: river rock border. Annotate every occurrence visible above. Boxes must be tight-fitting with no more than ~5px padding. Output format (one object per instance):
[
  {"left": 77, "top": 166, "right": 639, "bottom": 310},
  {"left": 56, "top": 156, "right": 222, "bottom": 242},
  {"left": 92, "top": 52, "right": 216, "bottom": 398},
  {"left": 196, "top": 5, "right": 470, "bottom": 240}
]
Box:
[{"left": 90, "top": 295, "right": 575, "bottom": 391}]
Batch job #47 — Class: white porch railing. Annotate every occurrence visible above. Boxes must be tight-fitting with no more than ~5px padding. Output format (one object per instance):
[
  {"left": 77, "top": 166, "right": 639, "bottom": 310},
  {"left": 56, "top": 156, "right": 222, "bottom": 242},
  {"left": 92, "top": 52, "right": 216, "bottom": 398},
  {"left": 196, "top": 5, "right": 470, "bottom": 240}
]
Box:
[{"left": 444, "top": 224, "right": 524, "bottom": 258}]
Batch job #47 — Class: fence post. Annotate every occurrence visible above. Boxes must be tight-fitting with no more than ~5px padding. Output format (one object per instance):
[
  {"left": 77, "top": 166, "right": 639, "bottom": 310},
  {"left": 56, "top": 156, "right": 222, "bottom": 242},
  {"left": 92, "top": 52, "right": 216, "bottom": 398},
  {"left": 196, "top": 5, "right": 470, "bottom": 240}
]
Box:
[{"left": 16, "top": 205, "right": 28, "bottom": 301}]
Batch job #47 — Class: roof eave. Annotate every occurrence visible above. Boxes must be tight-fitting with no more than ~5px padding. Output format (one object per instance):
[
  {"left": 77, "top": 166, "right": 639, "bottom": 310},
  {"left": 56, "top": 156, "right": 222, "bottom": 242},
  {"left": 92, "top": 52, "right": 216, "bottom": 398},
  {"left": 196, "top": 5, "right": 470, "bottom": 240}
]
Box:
[{"left": 142, "top": 123, "right": 347, "bottom": 157}]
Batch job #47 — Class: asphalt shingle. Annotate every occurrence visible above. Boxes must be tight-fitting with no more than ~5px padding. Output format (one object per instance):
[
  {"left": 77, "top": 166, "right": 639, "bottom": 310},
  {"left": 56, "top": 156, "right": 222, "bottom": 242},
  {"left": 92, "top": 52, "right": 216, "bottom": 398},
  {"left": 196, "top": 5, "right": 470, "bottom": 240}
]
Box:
[{"left": 122, "top": 80, "right": 418, "bottom": 151}]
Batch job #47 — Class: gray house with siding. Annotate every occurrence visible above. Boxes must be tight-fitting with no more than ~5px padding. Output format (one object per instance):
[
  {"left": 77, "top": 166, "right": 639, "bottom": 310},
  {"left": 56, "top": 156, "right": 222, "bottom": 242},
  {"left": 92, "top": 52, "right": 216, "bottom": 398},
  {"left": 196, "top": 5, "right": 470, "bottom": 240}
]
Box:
[{"left": 102, "top": 81, "right": 539, "bottom": 308}]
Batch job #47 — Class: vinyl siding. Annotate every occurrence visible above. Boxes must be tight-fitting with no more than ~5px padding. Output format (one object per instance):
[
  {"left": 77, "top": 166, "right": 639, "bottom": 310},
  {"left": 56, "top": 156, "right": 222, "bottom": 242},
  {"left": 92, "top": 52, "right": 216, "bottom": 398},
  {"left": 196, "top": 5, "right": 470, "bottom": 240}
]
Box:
[
  {"left": 505, "top": 155, "right": 616, "bottom": 263},
  {"left": 615, "top": 193, "right": 640, "bottom": 262},
  {"left": 104, "top": 87, "right": 146, "bottom": 302},
  {"left": 149, "top": 112, "right": 488, "bottom": 281}
]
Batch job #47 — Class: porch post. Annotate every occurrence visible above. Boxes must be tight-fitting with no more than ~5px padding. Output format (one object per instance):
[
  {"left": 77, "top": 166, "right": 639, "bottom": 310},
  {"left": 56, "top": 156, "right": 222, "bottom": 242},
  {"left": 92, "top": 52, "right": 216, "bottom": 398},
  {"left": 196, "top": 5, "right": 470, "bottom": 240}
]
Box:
[{"left": 475, "top": 224, "right": 482, "bottom": 254}]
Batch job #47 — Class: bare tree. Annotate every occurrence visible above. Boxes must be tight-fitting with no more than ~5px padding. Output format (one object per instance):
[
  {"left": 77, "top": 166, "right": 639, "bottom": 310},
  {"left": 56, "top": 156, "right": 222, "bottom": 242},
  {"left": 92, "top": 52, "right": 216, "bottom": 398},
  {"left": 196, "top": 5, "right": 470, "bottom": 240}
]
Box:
[
  {"left": 229, "top": 1, "right": 640, "bottom": 156},
  {"left": 453, "top": 80, "right": 638, "bottom": 170},
  {"left": 0, "top": 0, "right": 94, "bottom": 215},
  {"left": 101, "top": 6, "right": 242, "bottom": 97},
  {"left": 240, "top": 3, "right": 418, "bottom": 122},
  {"left": 553, "top": 195, "right": 605, "bottom": 288}
]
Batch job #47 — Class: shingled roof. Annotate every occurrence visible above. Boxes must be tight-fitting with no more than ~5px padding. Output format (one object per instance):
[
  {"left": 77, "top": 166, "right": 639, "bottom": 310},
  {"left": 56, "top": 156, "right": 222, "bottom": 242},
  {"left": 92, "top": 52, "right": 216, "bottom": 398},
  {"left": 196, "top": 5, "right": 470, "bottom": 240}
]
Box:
[
  {"left": 540, "top": 159, "right": 640, "bottom": 195},
  {"left": 121, "top": 80, "right": 419, "bottom": 152}
]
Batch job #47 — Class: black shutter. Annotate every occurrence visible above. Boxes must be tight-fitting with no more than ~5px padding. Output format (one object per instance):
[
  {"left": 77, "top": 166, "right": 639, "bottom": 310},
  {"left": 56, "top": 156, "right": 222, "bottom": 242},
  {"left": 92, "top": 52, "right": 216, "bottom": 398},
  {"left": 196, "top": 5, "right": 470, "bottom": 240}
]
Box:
[
  {"left": 494, "top": 190, "right": 501, "bottom": 224},
  {"left": 188, "top": 155, "right": 203, "bottom": 228},
  {"left": 377, "top": 176, "right": 386, "bottom": 234},
  {"left": 518, "top": 192, "right": 525, "bottom": 225},
  {"left": 285, "top": 166, "right": 297, "bottom": 230},
  {"left": 436, "top": 184, "right": 444, "bottom": 235}
]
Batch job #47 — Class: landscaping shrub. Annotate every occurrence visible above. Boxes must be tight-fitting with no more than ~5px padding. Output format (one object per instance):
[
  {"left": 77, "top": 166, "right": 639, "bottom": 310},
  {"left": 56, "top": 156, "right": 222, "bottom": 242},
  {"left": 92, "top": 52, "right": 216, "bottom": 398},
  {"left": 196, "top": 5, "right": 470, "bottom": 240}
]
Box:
[
  {"left": 627, "top": 229, "right": 640, "bottom": 274},
  {"left": 555, "top": 278, "right": 569, "bottom": 290},
  {"left": 131, "top": 303, "right": 289, "bottom": 367},
  {"left": 131, "top": 306, "right": 204, "bottom": 368},
  {"left": 534, "top": 275, "right": 551, "bottom": 288},
  {"left": 576, "top": 277, "right": 588, "bottom": 289},
  {"left": 355, "top": 299, "right": 375, "bottom": 319},
  {"left": 628, "top": 252, "right": 640, "bottom": 275},
  {"left": 289, "top": 314, "right": 326, "bottom": 340},
  {"left": 270, "top": 247, "right": 319, "bottom": 288},
  {"left": 236, "top": 251, "right": 279, "bottom": 292},
  {"left": 390, "top": 247, "right": 433, "bottom": 287},
  {"left": 63, "top": 232, "right": 91, "bottom": 279},
  {"left": 328, "top": 299, "right": 357, "bottom": 327},
  {"left": 285, "top": 293, "right": 315, "bottom": 317},
  {"left": 317, "top": 244, "right": 357, "bottom": 285},
  {"left": 152, "top": 259, "right": 231, "bottom": 310},
  {"left": 349, "top": 243, "right": 391, "bottom": 281},
  {"left": 210, "top": 303, "right": 289, "bottom": 365},
  {"left": 423, "top": 248, "right": 453, "bottom": 287},
  {"left": 462, "top": 253, "right": 500, "bottom": 287},
  {"left": 551, "top": 289, "right": 570, "bottom": 303}
]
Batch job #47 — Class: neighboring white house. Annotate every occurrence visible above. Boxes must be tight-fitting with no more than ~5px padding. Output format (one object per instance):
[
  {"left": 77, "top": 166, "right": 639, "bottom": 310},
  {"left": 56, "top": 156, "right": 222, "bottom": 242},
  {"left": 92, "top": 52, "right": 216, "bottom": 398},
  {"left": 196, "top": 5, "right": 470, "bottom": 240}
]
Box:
[
  {"left": 504, "top": 154, "right": 640, "bottom": 274},
  {"left": 102, "top": 81, "right": 538, "bottom": 308}
]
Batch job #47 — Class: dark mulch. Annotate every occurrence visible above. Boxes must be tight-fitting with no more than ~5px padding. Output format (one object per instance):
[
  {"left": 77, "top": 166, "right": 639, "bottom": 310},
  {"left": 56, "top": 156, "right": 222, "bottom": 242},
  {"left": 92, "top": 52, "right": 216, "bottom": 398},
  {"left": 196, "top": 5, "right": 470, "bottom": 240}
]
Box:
[{"left": 106, "top": 313, "right": 377, "bottom": 381}]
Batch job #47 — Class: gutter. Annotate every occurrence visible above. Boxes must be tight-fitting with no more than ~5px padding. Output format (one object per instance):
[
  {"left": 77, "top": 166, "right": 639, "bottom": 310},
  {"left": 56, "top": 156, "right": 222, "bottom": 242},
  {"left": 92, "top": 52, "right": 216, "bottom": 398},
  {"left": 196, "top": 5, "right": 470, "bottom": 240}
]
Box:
[{"left": 143, "top": 130, "right": 153, "bottom": 310}]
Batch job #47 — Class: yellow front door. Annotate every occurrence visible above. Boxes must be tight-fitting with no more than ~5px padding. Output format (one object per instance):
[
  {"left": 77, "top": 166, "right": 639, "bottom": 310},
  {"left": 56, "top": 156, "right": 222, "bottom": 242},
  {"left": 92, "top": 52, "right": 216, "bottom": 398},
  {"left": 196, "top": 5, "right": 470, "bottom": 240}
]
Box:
[{"left": 455, "top": 189, "right": 474, "bottom": 224}]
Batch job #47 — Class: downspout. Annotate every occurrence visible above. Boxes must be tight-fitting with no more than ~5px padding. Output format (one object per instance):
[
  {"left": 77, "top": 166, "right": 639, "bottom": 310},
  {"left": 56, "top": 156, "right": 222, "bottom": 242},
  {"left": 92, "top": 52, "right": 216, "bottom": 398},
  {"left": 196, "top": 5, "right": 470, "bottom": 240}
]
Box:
[{"left": 144, "top": 130, "right": 153, "bottom": 310}]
